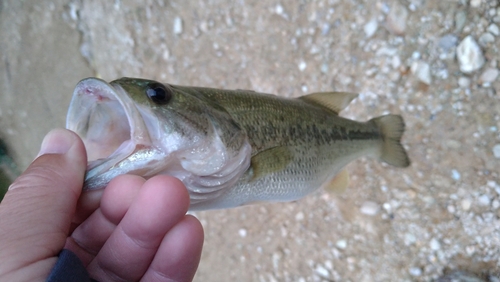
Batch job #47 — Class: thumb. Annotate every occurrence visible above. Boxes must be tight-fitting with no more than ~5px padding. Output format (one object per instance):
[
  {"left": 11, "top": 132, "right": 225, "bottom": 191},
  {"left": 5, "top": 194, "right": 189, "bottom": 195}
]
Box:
[{"left": 0, "top": 129, "right": 87, "bottom": 277}]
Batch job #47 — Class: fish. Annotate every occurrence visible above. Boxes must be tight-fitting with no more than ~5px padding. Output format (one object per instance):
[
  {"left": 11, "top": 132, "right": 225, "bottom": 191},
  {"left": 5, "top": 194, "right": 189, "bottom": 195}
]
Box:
[{"left": 66, "top": 77, "right": 410, "bottom": 211}]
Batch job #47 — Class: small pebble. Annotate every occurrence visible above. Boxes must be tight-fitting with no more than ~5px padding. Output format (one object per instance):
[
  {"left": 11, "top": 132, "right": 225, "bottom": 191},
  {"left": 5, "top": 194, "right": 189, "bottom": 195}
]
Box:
[
  {"left": 492, "top": 199, "right": 500, "bottom": 209},
  {"left": 488, "top": 24, "right": 500, "bottom": 36},
  {"left": 411, "top": 60, "right": 432, "bottom": 85},
  {"left": 315, "top": 265, "right": 330, "bottom": 277},
  {"left": 447, "top": 205, "right": 456, "bottom": 213},
  {"left": 451, "top": 169, "right": 461, "bottom": 181},
  {"left": 298, "top": 61, "right": 307, "bottom": 71},
  {"left": 275, "top": 3, "right": 284, "bottom": 15},
  {"left": 173, "top": 17, "right": 183, "bottom": 34},
  {"left": 404, "top": 233, "right": 416, "bottom": 245},
  {"left": 320, "top": 63, "right": 329, "bottom": 74},
  {"left": 439, "top": 34, "right": 458, "bottom": 51},
  {"left": 364, "top": 18, "right": 378, "bottom": 38},
  {"left": 430, "top": 238, "right": 441, "bottom": 250},
  {"left": 409, "top": 267, "right": 422, "bottom": 277},
  {"left": 470, "top": 0, "right": 482, "bottom": 7},
  {"left": 458, "top": 77, "right": 471, "bottom": 88},
  {"left": 479, "top": 68, "right": 499, "bottom": 83},
  {"left": 360, "top": 201, "right": 379, "bottom": 216},
  {"left": 457, "top": 36, "right": 485, "bottom": 73},
  {"left": 461, "top": 199, "right": 472, "bottom": 211},
  {"left": 295, "top": 211, "right": 305, "bottom": 221},
  {"left": 478, "top": 194, "right": 491, "bottom": 206},
  {"left": 238, "top": 228, "right": 247, "bottom": 237},
  {"left": 478, "top": 32, "right": 495, "bottom": 46},
  {"left": 386, "top": 2, "right": 408, "bottom": 35},
  {"left": 336, "top": 239, "right": 347, "bottom": 249},
  {"left": 493, "top": 144, "right": 500, "bottom": 158},
  {"left": 455, "top": 10, "right": 467, "bottom": 33}
]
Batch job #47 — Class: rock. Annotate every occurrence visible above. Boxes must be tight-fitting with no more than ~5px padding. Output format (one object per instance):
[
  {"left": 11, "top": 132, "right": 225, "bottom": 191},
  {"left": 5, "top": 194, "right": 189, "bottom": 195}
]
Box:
[
  {"left": 461, "top": 199, "right": 472, "bottom": 211},
  {"left": 478, "top": 32, "right": 495, "bottom": 46},
  {"left": 315, "top": 265, "right": 330, "bottom": 278},
  {"left": 336, "top": 239, "right": 347, "bottom": 249},
  {"left": 470, "top": 0, "right": 482, "bottom": 8},
  {"left": 451, "top": 169, "right": 461, "bottom": 181},
  {"left": 439, "top": 34, "right": 458, "bottom": 51},
  {"left": 458, "top": 77, "right": 471, "bottom": 88},
  {"left": 455, "top": 10, "right": 467, "bottom": 33},
  {"left": 173, "top": 16, "right": 183, "bottom": 34},
  {"left": 360, "top": 201, "right": 379, "bottom": 215},
  {"left": 298, "top": 61, "right": 307, "bottom": 71},
  {"left": 364, "top": 18, "right": 378, "bottom": 38},
  {"left": 477, "top": 194, "right": 491, "bottom": 206},
  {"left": 488, "top": 24, "right": 500, "bottom": 36},
  {"left": 409, "top": 267, "right": 422, "bottom": 277},
  {"left": 457, "top": 36, "right": 485, "bottom": 73},
  {"left": 238, "top": 228, "right": 247, "bottom": 237},
  {"left": 386, "top": 2, "right": 408, "bottom": 35},
  {"left": 437, "top": 271, "right": 486, "bottom": 282},
  {"left": 411, "top": 60, "right": 432, "bottom": 85},
  {"left": 479, "top": 68, "right": 499, "bottom": 83},
  {"left": 430, "top": 238, "right": 441, "bottom": 250},
  {"left": 493, "top": 144, "right": 500, "bottom": 158}
]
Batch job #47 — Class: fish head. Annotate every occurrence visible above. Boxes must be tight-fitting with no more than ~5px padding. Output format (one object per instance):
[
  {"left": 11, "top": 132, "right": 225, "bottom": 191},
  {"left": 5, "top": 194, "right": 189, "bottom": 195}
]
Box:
[{"left": 66, "top": 77, "right": 251, "bottom": 194}]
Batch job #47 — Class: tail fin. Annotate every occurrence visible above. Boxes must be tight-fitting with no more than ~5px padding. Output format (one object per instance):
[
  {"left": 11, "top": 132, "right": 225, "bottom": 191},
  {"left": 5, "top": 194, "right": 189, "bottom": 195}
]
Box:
[{"left": 370, "top": 115, "right": 410, "bottom": 167}]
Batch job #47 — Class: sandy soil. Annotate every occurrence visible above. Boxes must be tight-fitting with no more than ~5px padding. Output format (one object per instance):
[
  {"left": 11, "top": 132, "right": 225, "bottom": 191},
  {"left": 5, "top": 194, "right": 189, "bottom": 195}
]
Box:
[{"left": 1, "top": 0, "right": 499, "bottom": 281}]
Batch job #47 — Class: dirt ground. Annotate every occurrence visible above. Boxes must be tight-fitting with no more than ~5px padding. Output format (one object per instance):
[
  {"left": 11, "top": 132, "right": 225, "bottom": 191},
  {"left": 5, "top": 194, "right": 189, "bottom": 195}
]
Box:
[{"left": 1, "top": 0, "right": 500, "bottom": 281}]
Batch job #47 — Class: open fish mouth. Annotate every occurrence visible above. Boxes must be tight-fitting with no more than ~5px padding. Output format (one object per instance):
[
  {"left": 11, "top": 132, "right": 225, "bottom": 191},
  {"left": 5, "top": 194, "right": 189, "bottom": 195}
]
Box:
[{"left": 66, "top": 78, "right": 153, "bottom": 184}]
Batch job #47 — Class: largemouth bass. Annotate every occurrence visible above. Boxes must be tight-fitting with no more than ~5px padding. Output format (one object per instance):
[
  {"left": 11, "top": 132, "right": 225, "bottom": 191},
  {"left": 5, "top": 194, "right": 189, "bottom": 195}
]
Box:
[{"left": 66, "top": 77, "right": 410, "bottom": 211}]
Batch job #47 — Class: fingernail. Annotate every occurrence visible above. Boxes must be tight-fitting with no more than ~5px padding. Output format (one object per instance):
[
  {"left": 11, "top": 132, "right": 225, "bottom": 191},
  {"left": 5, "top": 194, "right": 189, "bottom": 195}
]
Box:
[{"left": 37, "top": 129, "right": 75, "bottom": 157}]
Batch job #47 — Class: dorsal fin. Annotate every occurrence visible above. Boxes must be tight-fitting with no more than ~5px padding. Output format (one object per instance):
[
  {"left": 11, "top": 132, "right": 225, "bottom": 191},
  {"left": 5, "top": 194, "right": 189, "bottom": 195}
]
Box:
[{"left": 299, "top": 92, "right": 358, "bottom": 114}]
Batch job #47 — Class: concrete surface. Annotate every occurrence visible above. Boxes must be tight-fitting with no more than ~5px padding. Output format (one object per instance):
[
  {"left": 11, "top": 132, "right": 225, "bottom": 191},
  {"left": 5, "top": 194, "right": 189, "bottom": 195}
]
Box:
[{"left": 1, "top": 0, "right": 499, "bottom": 281}]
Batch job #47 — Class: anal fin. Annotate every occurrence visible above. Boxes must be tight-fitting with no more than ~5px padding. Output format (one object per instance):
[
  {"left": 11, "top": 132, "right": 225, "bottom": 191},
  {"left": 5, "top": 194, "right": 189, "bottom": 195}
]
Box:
[{"left": 322, "top": 169, "right": 350, "bottom": 194}]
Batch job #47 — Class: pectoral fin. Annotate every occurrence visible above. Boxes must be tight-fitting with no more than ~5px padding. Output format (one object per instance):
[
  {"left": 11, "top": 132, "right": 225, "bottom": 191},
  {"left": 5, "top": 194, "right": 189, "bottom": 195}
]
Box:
[
  {"left": 322, "top": 169, "right": 350, "bottom": 194},
  {"left": 299, "top": 92, "right": 358, "bottom": 114},
  {"left": 250, "top": 146, "right": 293, "bottom": 181}
]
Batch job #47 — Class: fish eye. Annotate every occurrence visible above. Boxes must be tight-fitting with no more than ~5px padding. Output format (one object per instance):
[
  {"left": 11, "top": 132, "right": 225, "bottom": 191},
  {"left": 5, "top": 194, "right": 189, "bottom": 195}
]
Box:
[{"left": 146, "top": 82, "right": 172, "bottom": 105}]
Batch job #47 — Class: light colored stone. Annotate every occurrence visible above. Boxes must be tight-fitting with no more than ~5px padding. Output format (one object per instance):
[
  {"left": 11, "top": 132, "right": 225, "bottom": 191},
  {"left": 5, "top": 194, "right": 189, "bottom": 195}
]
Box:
[
  {"left": 173, "top": 17, "right": 183, "bottom": 34},
  {"left": 409, "top": 267, "right": 422, "bottom": 277},
  {"left": 360, "top": 201, "right": 379, "bottom": 215},
  {"left": 478, "top": 32, "right": 495, "bottom": 46},
  {"left": 479, "top": 68, "right": 499, "bottom": 83},
  {"left": 457, "top": 36, "right": 485, "bottom": 73},
  {"left": 238, "top": 228, "right": 247, "bottom": 237},
  {"left": 461, "top": 199, "right": 472, "bottom": 211},
  {"left": 488, "top": 24, "right": 500, "bottom": 36},
  {"left": 336, "top": 239, "right": 347, "bottom": 249},
  {"left": 430, "top": 238, "right": 441, "bottom": 250},
  {"left": 478, "top": 194, "right": 491, "bottom": 206},
  {"left": 386, "top": 2, "right": 408, "bottom": 35},
  {"left": 411, "top": 60, "right": 432, "bottom": 85},
  {"left": 470, "top": 0, "right": 482, "bottom": 8},
  {"left": 493, "top": 144, "right": 500, "bottom": 158},
  {"left": 458, "top": 77, "right": 471, "bottom": 88},
  {"left": 364, "top": 18, "right": 378, "bottom": 38},
  {"left": 298, "top": 61, "right": 307, "bottom": 71}
]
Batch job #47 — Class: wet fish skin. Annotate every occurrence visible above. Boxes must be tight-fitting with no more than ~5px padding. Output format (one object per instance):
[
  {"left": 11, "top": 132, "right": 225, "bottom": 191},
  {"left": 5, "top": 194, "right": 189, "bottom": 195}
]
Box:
[{"left": 66, "top": 77, "right": 410, "bottom": 211}]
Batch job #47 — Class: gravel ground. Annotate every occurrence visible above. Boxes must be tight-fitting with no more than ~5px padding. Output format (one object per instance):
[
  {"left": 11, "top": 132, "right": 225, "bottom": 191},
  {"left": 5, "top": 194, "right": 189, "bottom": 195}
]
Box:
[{"left": 1, "top": 0, "right": 500, "bottom": 281}]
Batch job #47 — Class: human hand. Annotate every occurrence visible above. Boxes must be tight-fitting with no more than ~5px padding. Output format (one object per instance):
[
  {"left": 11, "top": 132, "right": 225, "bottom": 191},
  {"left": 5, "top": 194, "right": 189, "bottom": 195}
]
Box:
[{"left": 0, "top": 129, "right": 204, "bottom": 281}]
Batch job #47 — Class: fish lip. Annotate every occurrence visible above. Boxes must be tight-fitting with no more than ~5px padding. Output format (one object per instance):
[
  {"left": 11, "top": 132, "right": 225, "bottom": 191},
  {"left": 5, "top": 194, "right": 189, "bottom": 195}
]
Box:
[{"left": 66, "top": 78, "right": 152, "bottom": 184}]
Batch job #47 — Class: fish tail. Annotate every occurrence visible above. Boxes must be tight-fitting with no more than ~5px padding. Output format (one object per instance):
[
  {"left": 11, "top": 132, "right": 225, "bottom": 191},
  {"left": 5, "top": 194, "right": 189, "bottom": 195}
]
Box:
[{"left": 370, "top": 115, "right": 410, "bottom": 167}]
